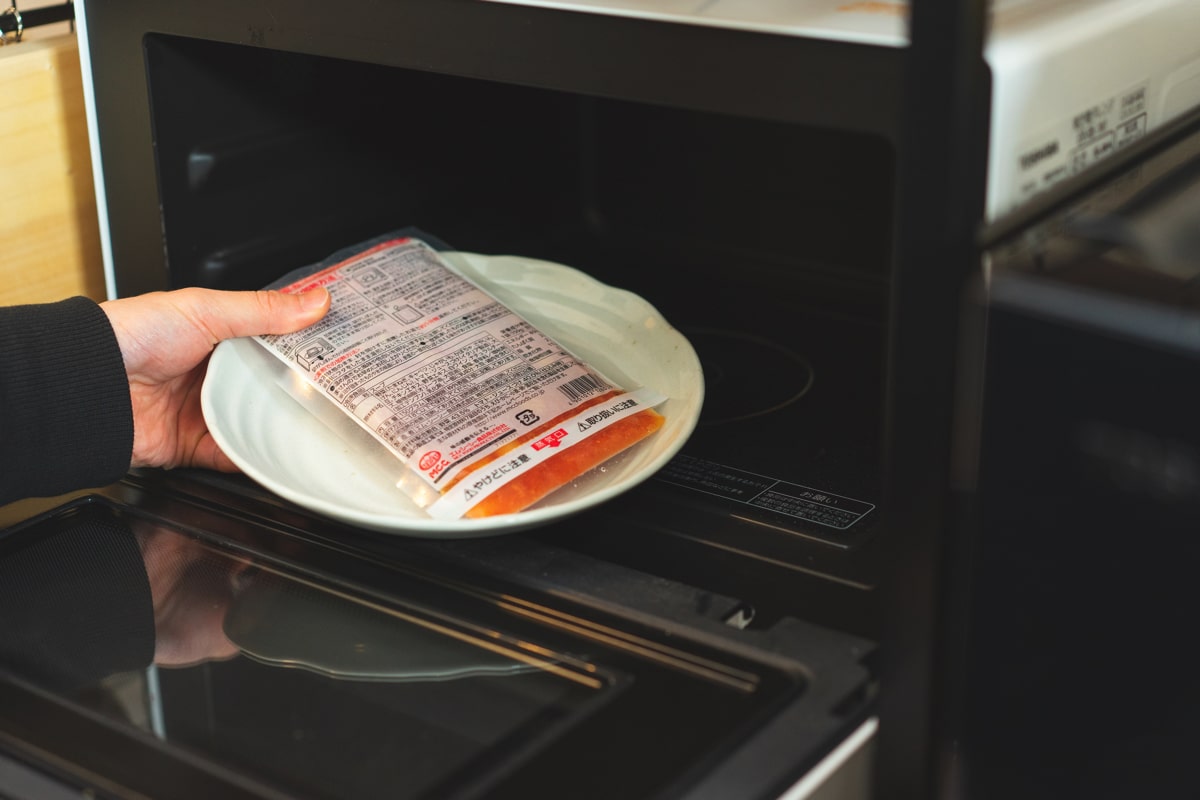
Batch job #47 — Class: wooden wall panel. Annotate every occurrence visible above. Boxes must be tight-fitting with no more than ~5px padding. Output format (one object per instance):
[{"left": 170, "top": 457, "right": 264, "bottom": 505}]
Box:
[{"left": 0, "top": 34, "right": 107, "bottom": 306}]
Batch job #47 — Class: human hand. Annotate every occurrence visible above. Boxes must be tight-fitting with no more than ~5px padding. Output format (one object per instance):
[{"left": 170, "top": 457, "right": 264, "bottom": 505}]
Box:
[
  {"left": 136, "top": 524, "right": 251, "bottom": 667},
  {"left": 101, "top": 287, "right": 330, "bottom": 471}
]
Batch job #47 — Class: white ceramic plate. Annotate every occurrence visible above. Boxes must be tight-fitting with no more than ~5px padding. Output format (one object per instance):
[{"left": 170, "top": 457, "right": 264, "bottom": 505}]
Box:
[{"left": 201, "top": 251, "right": 704, "bottom": 537}]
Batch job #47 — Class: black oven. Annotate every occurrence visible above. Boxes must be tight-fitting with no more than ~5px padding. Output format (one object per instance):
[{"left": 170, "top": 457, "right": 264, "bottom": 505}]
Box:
[{"left": 3, "top": 0, "right": 1200, "bottom": 798}]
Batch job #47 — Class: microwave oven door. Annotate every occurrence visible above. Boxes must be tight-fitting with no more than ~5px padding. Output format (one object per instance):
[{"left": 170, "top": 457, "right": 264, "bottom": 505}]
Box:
[
  {"left": 946, "top": 108, "right": 1200, "bottom": 799},
  {"left": 0, "top": 471, "right": 874, "bottom": 800}
]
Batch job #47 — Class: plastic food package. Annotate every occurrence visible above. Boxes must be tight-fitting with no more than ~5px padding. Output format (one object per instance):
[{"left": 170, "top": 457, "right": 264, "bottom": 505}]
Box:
[{"left": 255, "top": 236, "right": 667, "bottom": 519}]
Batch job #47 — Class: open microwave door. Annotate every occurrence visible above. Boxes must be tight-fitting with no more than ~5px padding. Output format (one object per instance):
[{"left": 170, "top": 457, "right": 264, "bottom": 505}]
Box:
[{"left": 0, "top": 470, "right": 875, "bottom": 800}]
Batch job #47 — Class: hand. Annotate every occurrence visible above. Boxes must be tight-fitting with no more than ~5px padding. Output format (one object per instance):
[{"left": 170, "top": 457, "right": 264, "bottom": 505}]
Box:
[
  {"left": 136, "top": 524, "right": 251, "bottom": 667},
  {"left": 101, "top": 286, "right": 330, "bottom": 471}
]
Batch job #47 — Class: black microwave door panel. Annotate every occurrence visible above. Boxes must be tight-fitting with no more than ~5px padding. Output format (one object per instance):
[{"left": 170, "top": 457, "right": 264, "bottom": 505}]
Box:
[{"left": 0, "top": 477, "right": 874, "bottom": 800}]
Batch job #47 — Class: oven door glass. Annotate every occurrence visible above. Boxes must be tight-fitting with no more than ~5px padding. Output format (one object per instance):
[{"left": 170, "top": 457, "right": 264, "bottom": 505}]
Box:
[{"left": 0, "top": 480, "right": 871, "bottom": 800}]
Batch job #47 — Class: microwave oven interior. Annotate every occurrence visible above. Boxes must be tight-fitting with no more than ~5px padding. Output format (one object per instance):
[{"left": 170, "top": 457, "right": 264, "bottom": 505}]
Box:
[{"left": 136, "top": 32, "right": 895, "bottom": 637}]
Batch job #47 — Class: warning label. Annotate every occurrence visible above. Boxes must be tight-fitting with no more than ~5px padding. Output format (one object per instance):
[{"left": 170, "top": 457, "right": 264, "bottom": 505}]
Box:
[{"left": 655, "top": 454, "right": 875, "bottom": 532}]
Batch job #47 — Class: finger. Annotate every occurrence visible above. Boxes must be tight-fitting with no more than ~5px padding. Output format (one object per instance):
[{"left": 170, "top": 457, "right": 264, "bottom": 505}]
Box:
[
  {"left": 194, "top": 434, "right": 241, "bottom": 473},
  {"left": 175, "top": 286, "right": 331, "bottom": 343}
]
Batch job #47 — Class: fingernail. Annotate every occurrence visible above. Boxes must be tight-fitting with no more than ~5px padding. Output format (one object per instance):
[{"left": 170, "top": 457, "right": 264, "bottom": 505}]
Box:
[{"left": 299, "top": 287, "right": 329, "bottom": 312}]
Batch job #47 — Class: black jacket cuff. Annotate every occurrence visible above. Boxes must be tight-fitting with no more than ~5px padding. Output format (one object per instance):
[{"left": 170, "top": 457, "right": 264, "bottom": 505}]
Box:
[{"left": 0, "top": 297, "right": 133, "bottom": 505}]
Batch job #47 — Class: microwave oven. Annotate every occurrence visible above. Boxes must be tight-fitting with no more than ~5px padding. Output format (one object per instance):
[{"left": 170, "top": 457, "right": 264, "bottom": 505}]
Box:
[{"left": 2, "top": 0, "right": 1199, "bottom": 798}]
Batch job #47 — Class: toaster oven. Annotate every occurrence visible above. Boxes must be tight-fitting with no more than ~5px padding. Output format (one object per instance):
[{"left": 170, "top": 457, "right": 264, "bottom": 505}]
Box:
[{"left": 3, "top": 0, "right": 1199, "bottom": 798}]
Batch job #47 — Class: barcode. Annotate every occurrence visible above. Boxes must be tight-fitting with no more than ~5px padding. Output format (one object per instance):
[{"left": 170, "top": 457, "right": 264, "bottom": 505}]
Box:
[{"left": 558, "top": 374, "right": 607, "bottom": 403}]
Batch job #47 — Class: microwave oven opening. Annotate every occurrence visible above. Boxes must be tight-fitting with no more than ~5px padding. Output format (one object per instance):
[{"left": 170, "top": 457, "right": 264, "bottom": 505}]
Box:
[{"left": 138, "top": 33, "right": 896, "bottom": 639}]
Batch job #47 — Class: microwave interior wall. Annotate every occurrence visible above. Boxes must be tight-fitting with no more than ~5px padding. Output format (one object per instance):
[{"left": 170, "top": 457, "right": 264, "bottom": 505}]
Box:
[{"left": 142, "top": 34, "right": 896, "bottom": 638}]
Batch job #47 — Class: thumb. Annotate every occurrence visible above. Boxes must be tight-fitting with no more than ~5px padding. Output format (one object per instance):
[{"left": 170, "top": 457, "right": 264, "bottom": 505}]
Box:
[{"left": 181, "top": 287, "right": 331, "bottom": 342}]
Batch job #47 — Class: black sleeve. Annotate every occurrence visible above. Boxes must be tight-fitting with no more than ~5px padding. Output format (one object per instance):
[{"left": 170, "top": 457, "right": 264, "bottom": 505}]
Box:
[
  {"left": 0, "top": 512, "right": 156, "bottom": 691},
  {"left": 0, "top": 297, "right": 134, "bottom": 506}
]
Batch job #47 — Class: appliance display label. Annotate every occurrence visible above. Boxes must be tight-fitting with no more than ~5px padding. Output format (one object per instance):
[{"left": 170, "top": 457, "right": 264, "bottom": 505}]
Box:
[{"left": 1013, "top": 80, "right": 1150, "bottom": 205}]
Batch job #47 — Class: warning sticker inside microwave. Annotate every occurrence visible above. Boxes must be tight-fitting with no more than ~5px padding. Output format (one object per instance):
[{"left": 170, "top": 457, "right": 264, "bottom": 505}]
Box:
[{"left": 655, "top": 454, "right": 874, "bottom": 532}]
